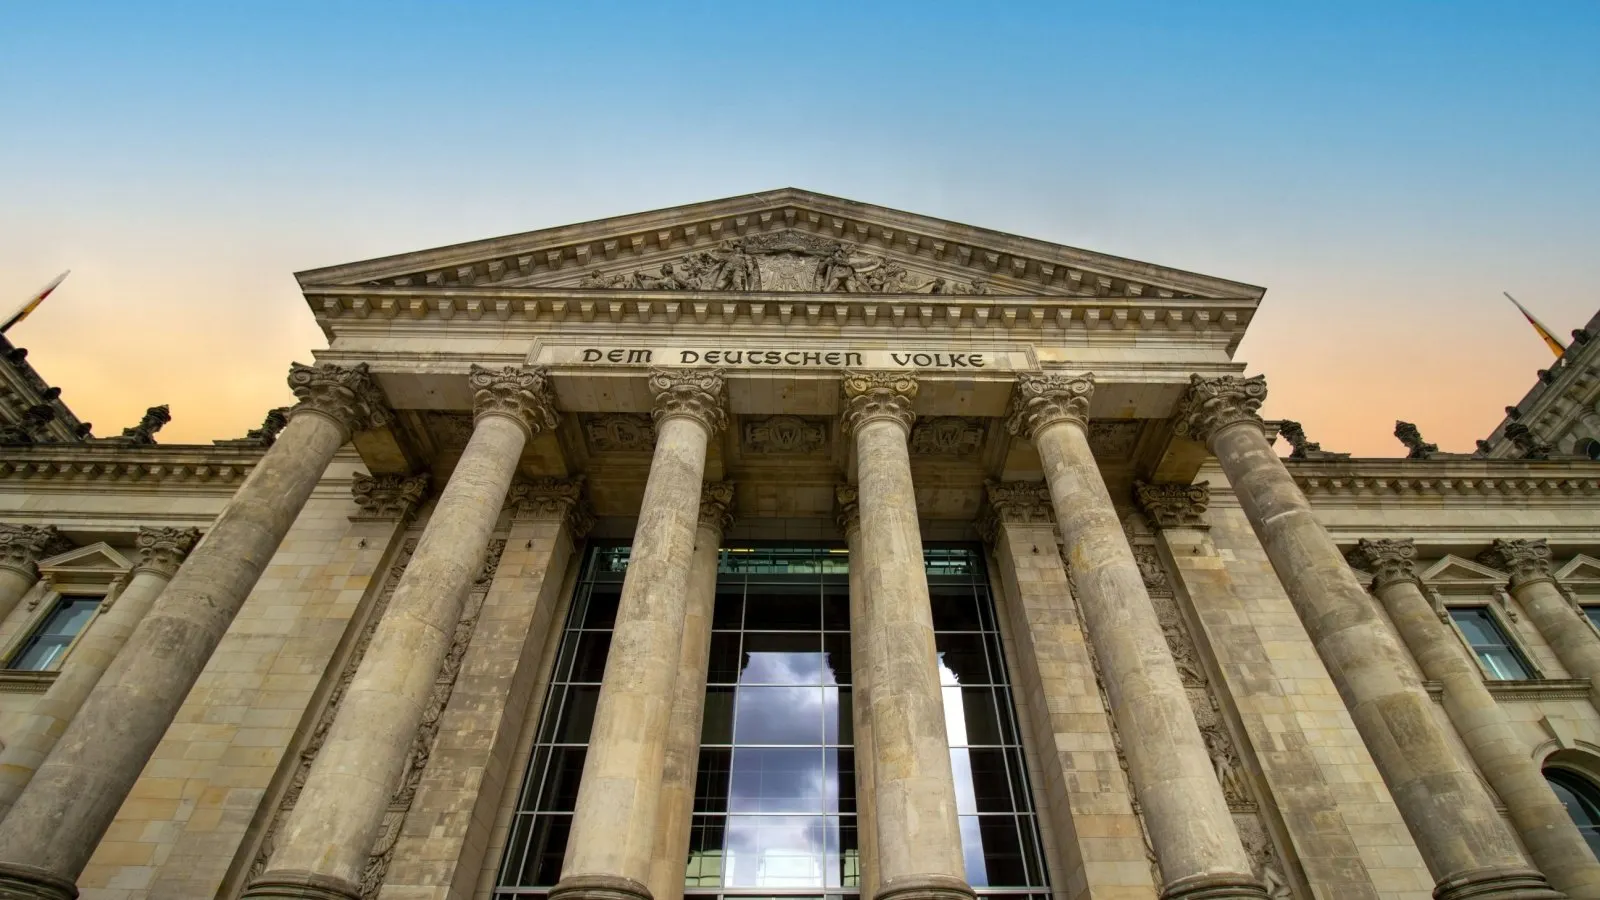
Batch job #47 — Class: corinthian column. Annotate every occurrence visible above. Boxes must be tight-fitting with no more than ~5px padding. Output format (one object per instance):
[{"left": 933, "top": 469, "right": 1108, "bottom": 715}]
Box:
[
  {"left": 0, "top": 524, "right": 72, "bottom": 622},
  {"left": 0, "top": 362, "right": 391, "bottom": 900},
  {"left": 836, "top": 484, "right": 880, "bottom": 900},
  {"left": 554, "top": 369, "right": 727, "bottom": 900},
  {"left": 246, "top": 366, "right": 557, "bottom": 900},
  {"left": 841, "top": 372, "right": 972, "bottom": 900},
  {"left": 649, "top": 481, "right": 734, "bottom": 900},
  {"left": 0, "top": 526, "right": 200, "bottom": 822},
  {"left": 1349, "top": 539, "right": 1600, "bottom": 899},
  {"left": 1479, "top": 539, "right": 1600, "bottom": 690},
  {"left": 1008, "top": 373, "right": 1263, "bottom": 900},
  {"left": 1175, "top": 375, "right": 1558, "bottom": 900}
]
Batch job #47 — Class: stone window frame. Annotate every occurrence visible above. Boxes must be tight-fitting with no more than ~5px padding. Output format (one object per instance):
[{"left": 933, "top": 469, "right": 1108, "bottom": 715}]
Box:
[
  {"left": 1434, "top": 589, "right": 1544, "bottom": 682},
  {"left": 0, "top": 541, "right": 131, "bottom": 682}
]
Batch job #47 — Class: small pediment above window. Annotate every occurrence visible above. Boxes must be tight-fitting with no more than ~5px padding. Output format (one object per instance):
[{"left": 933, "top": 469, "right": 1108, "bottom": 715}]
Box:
[
  {"left": 1556, "top": 554, "right": 1600, "bottom": 586},
  {"left": 1420, "top": 554, "right": 1509, "bottom": 588},
  {"left": 38, "top": 541, "right": 131, "bottom": 589}
]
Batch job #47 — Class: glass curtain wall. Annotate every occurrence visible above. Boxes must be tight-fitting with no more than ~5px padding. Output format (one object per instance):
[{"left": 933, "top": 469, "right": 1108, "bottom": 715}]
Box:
[{"left": 496, "top": 544, "right": 1049, "bottom": 900}]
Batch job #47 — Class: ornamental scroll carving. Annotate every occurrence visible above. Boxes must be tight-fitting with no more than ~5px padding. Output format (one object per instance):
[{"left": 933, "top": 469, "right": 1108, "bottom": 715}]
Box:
[
  {"left": 650, "top": 368, "right": 728, "bottom": 435},
  {"left": 909, "top": 417, "right": 985, "bottom": 456},
  {"left": 1006, "top": 372, "right": 1093, "bottom": 440},
  {"left": 835, "top": 483, "right": 860, "bottom": 535},
  {"left": 1134, "top": 481, "right": 1210, "bottom": 531},
  {"left": 743, "top": 415, "right": 826, "bottom": 454},
  {"left": 469, "top": 365, "right": 560, "bottom": 436},
  {"left": 351, "top": 473, "right": 430, "bottom": 521},
  {"left": 976, "top": 480, "right": 1052, "bottom": 546},
  {"left": 1346, "top": 538, "right": 1420, "bottom": 590},
  {"left": 131, "top": 526, "right": 200, "bottom": 580},
  {"left": 841, "top": 371, "right": 917, "bottom": 436},
  {"left": 577, "top": 233, "right": 994, "bottom": 295},
  {"left": 507, "top": 476, "right": 594, "bottom": 537},
  {"left": 1478, "top": 538, "right": 1555, "bottom": 588},
  {"left": 0, "top": 524, "right": 72, "bottom": 577},
  {"left": 699, "top": 482, "right": 736, "bottom": 535},
  {"left": 1173, "top": 374, "right": 1267, "bottom": 445},
  {"left": 288, "top": 362, "right": 393, "bottom": 434}
]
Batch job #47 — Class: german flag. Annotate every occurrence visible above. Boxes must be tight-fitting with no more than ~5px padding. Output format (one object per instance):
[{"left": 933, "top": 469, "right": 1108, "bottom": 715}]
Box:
[
  {"left": 2, "top": 271, "right": 69, "bottom": 334},
  {"left": 1504, "top": 292, "right": 1566, "bottom": 358}
]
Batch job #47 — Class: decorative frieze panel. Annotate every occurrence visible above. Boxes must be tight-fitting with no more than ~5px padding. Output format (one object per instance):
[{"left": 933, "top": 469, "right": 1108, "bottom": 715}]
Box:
[
  {"left": 908, "top": 417, "right": 985, "bottom": 456},
  {"left": 421, "top": 411, "right": 475, "bottom": 451},
  {"left": 742, "top": 415, "right": 827, "bottom": 454},
  {"left": 582, "top": 413, "right": 656, "bottom": 453},
  {"left": 1087, "top": 420, "right": 1142, "bottom": 458}
]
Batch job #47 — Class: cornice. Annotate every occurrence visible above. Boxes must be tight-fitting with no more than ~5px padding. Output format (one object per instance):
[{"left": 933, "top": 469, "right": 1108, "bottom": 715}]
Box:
[
  {"left": 0, "top": 669, "right": 57, "bottom": 694},
  {"left": 1424, "top": 678, "right": 1592, "bottom": 703},
  {"left": 1480, "top": 322, "right": 1600, "bottom": 459},
  {"left": 0, "top": 443, "right": 266, "bottom": 487},
  {"left": 1288, "top": 458, "right": 1600, "bottom": 501},
  {"left": 295, "top": 188, "right": 1265, "bottom": 302}
]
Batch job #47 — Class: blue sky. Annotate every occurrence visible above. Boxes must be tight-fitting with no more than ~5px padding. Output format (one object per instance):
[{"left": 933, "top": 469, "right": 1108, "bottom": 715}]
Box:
[{"left": 1, "top": 1, "right": 1596, "bottom": 451}]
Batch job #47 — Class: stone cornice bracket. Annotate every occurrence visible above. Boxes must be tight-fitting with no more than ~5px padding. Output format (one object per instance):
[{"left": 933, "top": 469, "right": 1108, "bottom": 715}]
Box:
[
  {"left": 977, "top": 479, "right": 1053, "bottom": 546},
  {"left": 469, "top": 364, "right": 560, "bottom": 438},
  {"left": 132, "top": 526, "right": 201, "bottom": 579},
  {"left": 835, "top": 483, "right": 860, "bottom": 537},
  {"left": 649, "top": 367, "right": 729, "bottom": 436},
  {"left": 1346, "top": 537, "right": 1421, "bottom": 591},
  {"left": 506, "top": 475, "right": 594, "bottom": 537},
  {"left": 1005, "top": 372, "right": 1093, "bottom": 441},
  {"left": 0, "top": 524, "right": 72, "bottom": 578},
  {"left": 840, "top": 370, "right": 918, "bottom": 436},
  {"left": 1173, "top": 374, "right": 1268, "bottom": 446},
  {"left": 1478, "top": 538, "right": 1556, "bottom": 589},
  {"left": 698, "top": 482, "right": 736, "bottom": 535},
  {"left": 1133, "top": 480, "right": 1211, "bottom": 530},
  {"left": 287, "top": 362, "right": 394, "bottom": 438},
  {"left": 350, "top": 472, "right": 430, "bottom": 521}
]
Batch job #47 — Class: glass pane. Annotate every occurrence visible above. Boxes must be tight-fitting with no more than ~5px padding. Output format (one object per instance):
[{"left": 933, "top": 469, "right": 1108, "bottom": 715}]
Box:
[
  {"left": 1585, "top": 607, "right": 1600, "bottom": 633},
  {"left": 567, "top": 631, "right": 611, "bottom": 682},
  {"left": 834, "top": 816, "right": 860, "bottom": 887},
  {"left": 702, "top": 687, "right": 735, "bottom": 744},
  {"left": 735, "top": 686, "right": 825, "bottom": 744},
  {"left": 724, "top": 815, "right": 826, "bottom": 888},
  {"left": 822, "top": 584, "right": 851, "bottom": 631},
  {"left": 707, "top": 633, "right": 742, "bottom": 684},
  {"left": 535, "top": 747, "right": 586, "bottom": 812},
  {"left": 730, "top": 747, "right": 826, "bottom": 813},
  {"left": 951, "top": 748, "right": 1015, "bottom": 814},
  {"left": 944, "top": 686, "right": 1006, "bottom": 746},
  {"left": 823, "top": 633, "right": 851, "bottom": 685},
  {"left": 827, "top": 688, "right": 851, "bottom": 745},
  {"left": 1479, "top": 646, "right": 1531, "bottom": 680},
  {"left": 959, "top": 815, "right": 1030, "bottom": 887},
  {"left": 46, "top": 598, "right": 98, "bottom": 636},
  {"left": 745, "top": 588, "right": 822, "bottom": 630},
  {"left": 685, "top": 815, "right": 727, "bottom": 886},
  {"left": 578, "top": 584, "right": 620, "bottom": 629},
  {"left": 505, "top": 814, "right": 570, "bottom": 887},
  {"left": 11, "top": 637, "right": 70, "bottom": 671},
  {"left": 929, "top": 585, "right": 983, "bottom": 631},
  {"left": 695, "top": 748, "right": 732, "bottom": 813},
  {"left": 1451, "top": 608, "right": 1500, "bottom": 645},
  {"left": 937, "top": 632, "right": 991, "bottom": 685},
  {"left": 713, "top": 589, "right": 744, "bottom": 629},
  {"left": 545, "top": 685, "right": 600, "bottom": 743},
  {"left": 741, "top": 632, "right": 825, "bottom": 684}
]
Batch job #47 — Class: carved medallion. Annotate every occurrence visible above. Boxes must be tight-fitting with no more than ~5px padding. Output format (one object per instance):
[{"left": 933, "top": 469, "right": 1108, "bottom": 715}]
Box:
[
  {"left": 743, "top": 415, "right": 826, "bottom": 454},
  {"left": 909, "top": 416, "right": 985, "bottom": 456},
  {"left": 583, "top": 413, "right": 656, "bottom": 452}
]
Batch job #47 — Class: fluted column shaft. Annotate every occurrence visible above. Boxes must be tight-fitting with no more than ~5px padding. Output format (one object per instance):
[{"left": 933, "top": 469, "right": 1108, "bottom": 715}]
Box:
[
  {"left": 555, "top": 369, "right": 727, "bottom": 900},
  {"left": 842, "top": 372, "right": 971, "bottom": 900},
  {"left": 1178, "top": 375, "right": 1557, "bottom": 900},
  {"left": 1009, "top": 374, "right": 1262, "bottom": 900},
  {"left": 649, "top": 483, "right": 734, "bottom": 900},
  {"left": 1352, "top": 539, "right": 1600, "bottom": 899},
  {"left": 247, "top": 366, "right": 556, "bottom": 900},
  {"left": 839, "top": 485, "right": 880, "bottom": 900},
  {"left": 0, "top": 524, "right": 71, "bottom": 623},
  {"left": 0, "top": 362, "right": 391, "bottom": 900},
  {"left": 1482, "top": 539, "right": 1600, "bottom": 689},
  {"left": 0, "top": 527, "right": 200, "bottom": 822}
]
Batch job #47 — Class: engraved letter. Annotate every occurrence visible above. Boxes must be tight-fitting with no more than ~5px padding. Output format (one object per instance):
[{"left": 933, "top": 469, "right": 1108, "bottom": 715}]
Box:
[
  {"left": 627, "top": 349, "right": 653, "bottom": 364},
  {"left": 681, "top": 351, "right": 700, "bottom": 364},
  {"left": 582, "top": 349, "right": 603, "bottom": 362},
  {"left": 607, "top": 349, "right": 625, "bottom": 363}
]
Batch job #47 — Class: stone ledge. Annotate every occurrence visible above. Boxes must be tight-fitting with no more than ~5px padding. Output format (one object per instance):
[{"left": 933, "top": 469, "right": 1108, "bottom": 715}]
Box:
[
  {"left": 0, "top": 443, "right": 266, "bottom": 486},
  {"left": 1424, "top": 678, "right": 1592, "bottom": 702},
  {"left": 0, "top": 669, "right": 58, "bottom": 693}
]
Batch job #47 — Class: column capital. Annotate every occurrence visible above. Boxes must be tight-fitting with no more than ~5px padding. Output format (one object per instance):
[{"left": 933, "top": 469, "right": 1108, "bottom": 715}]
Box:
[
  {"left": 0, "top": 524, "right": 72, "bottom": 579},
  {"left": 350, "top": 473, "right": 430, "bottom": 521},
  {"left": 287, "top": 362, "right": 394, "bottom": 437},
  {"left": 506, "top": 476, "right": 594, "bottom": 537},
  {"left": 1133, "top": 480, "right": 1211, "bottom": 530},
  {"left": 1347, "top": 538, "right": 1420, "bottom": 590},
  {"left": 470, "top": 365, "right": 560, "bottom": 438},
  {"left": 835, "top": 483, "right": 860, "bottom": 537},
  {"left": 698, "top": 482, "right": 736, "bottom": 535},
  {"left": 1005, "top": 372, "right": 1093, "bottom": 440},
  {"left": 977, "top": 480, "right": 1053, "bottom": 546},
  {"left": 1173, "top": 374, "right": 1268, "bottom": 445},
  {"left": 1478, "top": 538, "right": 1555, "bottom": 589},
  {"left": 650, "top": 368, "right": 728, "bottom": 435},
  {"left": 841, "top": 371, "right": 917, "bottom": 436},
  {"left": 131, "top": 526, "right": 201, "bottom": 580}
]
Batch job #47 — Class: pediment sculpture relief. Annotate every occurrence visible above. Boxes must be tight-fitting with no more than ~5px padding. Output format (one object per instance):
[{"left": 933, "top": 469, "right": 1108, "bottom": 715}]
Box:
[{"left": 577, "top": 232, "right": 993, "bottom": 294}]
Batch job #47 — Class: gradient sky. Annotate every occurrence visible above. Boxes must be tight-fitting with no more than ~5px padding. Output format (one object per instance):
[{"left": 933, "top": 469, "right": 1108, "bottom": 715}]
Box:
[{"left": 2, "top": 1, "right": 1596, "bottom": 454}]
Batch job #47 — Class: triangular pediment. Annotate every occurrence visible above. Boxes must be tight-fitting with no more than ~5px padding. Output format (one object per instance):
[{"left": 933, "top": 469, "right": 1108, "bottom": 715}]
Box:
[
  {"left": 1557, "top": 555, "right": 1600, "bottom": 584},
  {"left": 296, "top": 188, "right": 1263, "bottom": 301},
  {"left": 39, "top": 542, "right": 131, "bottom": 576},
  {"left": 1420, "top": 554, "right": 1508, "bottom": 585}
]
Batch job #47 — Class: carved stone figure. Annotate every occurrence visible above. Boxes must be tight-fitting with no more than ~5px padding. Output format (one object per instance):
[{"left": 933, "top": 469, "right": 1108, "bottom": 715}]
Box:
[
  {"left": 815, "top": 244, "right": 861, "bottom": 293},
  {"left": 710, "top": 240, "right": 762, "bottom": 291},
  {"left": 1202, "top": 725, "right": 1250, "bottom": 808},
  {"left": 1394, "top": 421, "right": 1439, "bottom": 459},
  {"left": 578, "top": 269, "right": 627, "bottom": 289}
]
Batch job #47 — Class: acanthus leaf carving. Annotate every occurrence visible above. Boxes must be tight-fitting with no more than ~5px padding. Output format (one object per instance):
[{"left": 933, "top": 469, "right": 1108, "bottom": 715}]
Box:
[
  {"left": 1345, "top": 538, "right": 1419, "bottom": 590},
  {"left": 698, "top": 482, "right": 736, "bottom": 534},
  {"left": 1173, "top": 374, "right": 1267, "bottom": 445},
  {"left": 1006, "top": 372, "right": 1093, "bottom": 441},
  {"left": 350, "top": 473, "right": 430, "bottom": 521},
  {"left": 1134, "top": 480, "right": 1211, "bottom": 531},
  {"left": 650, "top": 368, "right": 728, "bottom": 435},
  {"left": 841, "top": 371, "right": 917, "bottom": 436},
  {"left": 0, "top": 524, "right": 72, "bottom": 577},
  {"left": 506, "top": 476, "right": 593, "bottom": 537},
  {"left": 132, "top": 526, "right": 200, "bottom": 579},
  {"left": 835, "top": 483, "right": 860, "bottom": 535},
  {"left": 288, "top": 362, "right": 394, "bottom": 435},
  {"left": 468, "top": 365, "right": 559, "bottom": 436},
  {"left": 1478, "top": 538, "right": 1555, "bottom": 588}
]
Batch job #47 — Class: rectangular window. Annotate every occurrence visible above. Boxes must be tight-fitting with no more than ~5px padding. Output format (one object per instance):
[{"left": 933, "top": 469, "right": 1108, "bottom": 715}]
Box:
[
  {"left": 1584, "top": 607, "right": 1600, "bottom": 634},
  {"left": 6, "top": 595, "right": 99, "bottom": 671},
  {"left": 1449, "top": 607, "right": 1533, "bottom": 680}
]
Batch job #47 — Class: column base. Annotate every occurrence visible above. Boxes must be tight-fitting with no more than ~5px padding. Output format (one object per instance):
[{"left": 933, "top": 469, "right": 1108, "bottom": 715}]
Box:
[
  {"left": 1433, "top": 866, "right": 1565, "bottom": 900},
  {"left": 1159, "top": 872, "right": 1269, "bottom": 900},
  {"left": 0, "top": 864, "right": 76, "bottom": 900},
  {"left": 550, "top": 874, "right": 654, "bottom": 900},
  {"left": 877, "top": 873, "right": 976, "bottom": 900},
  {"left": 241, "top": 870, "right": 361, "bottom": 900}
]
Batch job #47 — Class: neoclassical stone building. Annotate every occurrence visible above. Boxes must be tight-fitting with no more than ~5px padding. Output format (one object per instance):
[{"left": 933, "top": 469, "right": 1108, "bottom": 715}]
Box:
[{"left": 0, "top": 189, "right": 1599, "bottom": 900}]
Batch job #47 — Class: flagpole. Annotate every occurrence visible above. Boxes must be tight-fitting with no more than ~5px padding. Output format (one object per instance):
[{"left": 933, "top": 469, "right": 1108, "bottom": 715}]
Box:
[
  {"left": 1503, "top": 291, "right": 1567, "bottom": 357},
  {"left": 2, "top": 270, "right": 70, "bottom": 334}
]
